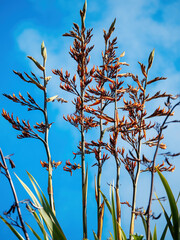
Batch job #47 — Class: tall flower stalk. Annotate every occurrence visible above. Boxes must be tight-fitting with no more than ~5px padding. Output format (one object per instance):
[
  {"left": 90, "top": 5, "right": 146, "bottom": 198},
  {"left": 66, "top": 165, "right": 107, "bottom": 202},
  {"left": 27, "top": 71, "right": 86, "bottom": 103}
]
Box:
[
  {"left": 118, "top": 49, "right": 176, "bottom": 239},
  {"left": 86, "top": 33, "right": 130, "bottom": 239},
  {"left": 86, "top": 19, "right": 117, "bottom": 239},
  {"left": 1, "top": 3, "right": 179, "bottom": 239},
  {"left": 146, "top": 97, "right": 180, "bottom": 240},
  {"left": 2, "top": 42, "right": 63, "bottom": 215},
  {"left": 53, "top": 1, "right": 97, "bottom": 238},
  {"left": 41, "top": 42, "right": 55, "bottom": 214}
]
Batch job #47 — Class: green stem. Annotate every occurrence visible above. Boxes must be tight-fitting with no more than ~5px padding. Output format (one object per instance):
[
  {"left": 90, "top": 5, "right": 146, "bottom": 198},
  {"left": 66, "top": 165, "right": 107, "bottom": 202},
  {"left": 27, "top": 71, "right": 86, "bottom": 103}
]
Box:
[
  {"left": 80, "top": 26, "right": 88, "bottom": 239},
  {"left": 129, "top": 75, "right": 148, "bottom": 239},
  {"left": 114, "top": 72, "right": 121, "bottom": 240},
  {"left": 97, "top": 42, "right": 107, "bottom": 239},
  {"left": 43, "top": 59, "right": 55, "bottom": 215},
  {"left": 129, "top": 165, "right": 139, "bottom": 239}
]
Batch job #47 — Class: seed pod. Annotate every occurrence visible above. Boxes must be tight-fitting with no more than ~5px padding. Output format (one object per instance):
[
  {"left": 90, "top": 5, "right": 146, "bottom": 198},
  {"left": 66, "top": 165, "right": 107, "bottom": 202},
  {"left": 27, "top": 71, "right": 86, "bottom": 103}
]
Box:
[{"left": 147, "top": 48, "right": 155, "bottom": 71}]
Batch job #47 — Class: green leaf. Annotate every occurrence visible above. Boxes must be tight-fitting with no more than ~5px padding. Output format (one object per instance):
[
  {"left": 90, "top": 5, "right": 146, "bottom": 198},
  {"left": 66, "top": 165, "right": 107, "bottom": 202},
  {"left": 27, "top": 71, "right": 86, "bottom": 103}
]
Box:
[
  {"left": 118, "top": 223, "right": 127, "bottom": 240},
  {"left": 93, "top": 230, "right": 99, "bottom": 240},
  {"left": 15, "top": 173, "right": 41, "bottom": 208},
  {"left": 100, "top": 187, "right": 127, "bottom": 240},
  {"left": 160, "top": 224, "right": 168, "bottom": 240},
  {"left": 16, "top": 173, "right": 67, "bottom": 240},
  {"left": 99, "top": 189, "right": 112, "bottom": 214},
  {"left": 157, "top": 170, "right": 179, "bottom": 240},
  {"left": 155, "top": 192, "right": 174, "bottom": 238},
  {"left": 109, "top": 232, "right": 114, "bottom": 240},
  {"left": 29, "top": 174, "right": 62, "bottom": 231},
  {"left": 131, "top": 233, "right": 144, "bottom": 240},
  {"left": 158, "top": 192, "right": 180, "bottom": 239},
  {"left": 111, "top": 187, "right": 117, "bottom": 240},
  {"left": 0, "top": 215, "right": 25, "bottom": 240},
  {"left": 27, "top": 208, "right": 49, "bottom": 240},
  {"left": 152, "top": 225, "right": 157, "bottom": 240},
  {"left": 140, "top": 215, "right": 152, "bottom": 240},
  {"left": 26, "top": 222, "right": 43, "bottom": 240}
]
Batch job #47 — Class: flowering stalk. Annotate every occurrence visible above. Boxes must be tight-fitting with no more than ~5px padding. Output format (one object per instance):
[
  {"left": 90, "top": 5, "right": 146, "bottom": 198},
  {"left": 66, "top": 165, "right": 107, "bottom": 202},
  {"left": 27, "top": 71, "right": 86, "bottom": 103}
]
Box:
[
  {"left": 114, "top": 72, "right": 121, "bottom": 240},
  {"left": 146, "top": 98, "right": 180, "bottom": 240},
  {"left": 53, "top": 1, "right": 97, "bottom": 237},
  {"left": 96, "top": 21, "right": 116, "bottom": 239},
  {"left": 41, "top": 42, "right": 55, "bottom": 214},
  {"left": 2, "top": 41, "right": 60, "bottom": 215},
  {"left": 129, "top": 51, "right": 154, "bottom": 239},
  {"left": 80, "top": 19, "right": 87, "bottom": 240}
]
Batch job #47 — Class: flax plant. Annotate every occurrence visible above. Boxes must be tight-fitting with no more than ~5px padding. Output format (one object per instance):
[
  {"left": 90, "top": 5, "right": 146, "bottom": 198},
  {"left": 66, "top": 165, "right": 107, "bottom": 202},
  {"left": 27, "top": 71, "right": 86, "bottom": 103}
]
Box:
[
  {"left": 102, "top": 54, "right": 130, "bottom": 240},
  {"left": 146, "top": 97, "right": 180, "bottom": 240},
  {"left": 2, "top": 42, "right": 63, "bottom": 214},
  {"left": 52, "top": 1, "right": 97, "bottom": 238},
  {"left": 85, "top": 19, "right": 119, "bottom": 239},
  {"left": 118, "top": 50, "right": 176, "bottom": 239},
  {"left": 1, "top": 2, "right": 180, "bottom": 239},
  {"left": 86, "top": 35, "right": 131, "bottom": 240},
  {"left": 128, "top": 50, "right": 155, "bottom": 239}
]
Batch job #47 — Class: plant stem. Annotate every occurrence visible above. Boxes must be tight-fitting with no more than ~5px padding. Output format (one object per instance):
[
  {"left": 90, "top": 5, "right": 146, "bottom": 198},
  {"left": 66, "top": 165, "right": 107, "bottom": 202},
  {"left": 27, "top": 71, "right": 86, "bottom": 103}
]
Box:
[
  {"left": 146, "top": 100, "right": 180, "bottom": 240},
  {"left": 129, "top": 75, "right": 148, "bottom": 239},
  {"left": 116, "top": 163, "right": 121, "bottom": 240},
  {"left": 97, "top": 43, "right": 108, "bottom": 239},
  {"left": 81, "top": 28, "right": 88, "bottom": 239},
  {"left": 114, "top": 72, "right": 121, "bottom": 240},
  {"left": 97, "top": 158, "right": 102, "bottom": 239},
  {"left": 0, "top": 149, "right": 30, "bottom": 240},
  {"left": 42, "top": 59, "right": 55, "bottom": 215},
  {"left": 129, "top": 163, "right": 140, "bottom": 239}
]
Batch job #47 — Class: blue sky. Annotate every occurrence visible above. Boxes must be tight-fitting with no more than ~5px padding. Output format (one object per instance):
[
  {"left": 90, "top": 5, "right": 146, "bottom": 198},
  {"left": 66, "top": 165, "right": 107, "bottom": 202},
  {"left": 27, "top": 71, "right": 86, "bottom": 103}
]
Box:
[{"left": 0, "top": 0, "right": 180, "bottom": 239}]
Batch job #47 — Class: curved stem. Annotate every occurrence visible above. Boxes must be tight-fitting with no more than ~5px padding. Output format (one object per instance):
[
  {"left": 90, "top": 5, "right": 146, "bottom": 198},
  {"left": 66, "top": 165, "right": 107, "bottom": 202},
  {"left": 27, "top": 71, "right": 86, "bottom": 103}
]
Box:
[
  {"left": 0, "top": 149, "right": 30, "bottom": 240},
  {"left": 146, "top": 100, "right": 180, "bottom": 240}
]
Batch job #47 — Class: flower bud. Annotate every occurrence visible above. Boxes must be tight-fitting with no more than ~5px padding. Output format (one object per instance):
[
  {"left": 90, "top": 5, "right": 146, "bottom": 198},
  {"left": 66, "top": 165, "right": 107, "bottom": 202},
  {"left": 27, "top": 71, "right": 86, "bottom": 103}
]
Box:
[
  {"left": 147, "top": 48, "right": 155, "bottom": 71},
  {"left": 41, "top": 41, "right": 47, "bottom": 62}
]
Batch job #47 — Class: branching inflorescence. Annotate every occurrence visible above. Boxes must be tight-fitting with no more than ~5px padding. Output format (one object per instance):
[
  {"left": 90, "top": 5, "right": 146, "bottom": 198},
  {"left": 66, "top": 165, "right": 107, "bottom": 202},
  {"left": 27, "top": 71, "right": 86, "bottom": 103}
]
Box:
[{"left": 1, "top": 1, "right": 180, "bottom": 240}]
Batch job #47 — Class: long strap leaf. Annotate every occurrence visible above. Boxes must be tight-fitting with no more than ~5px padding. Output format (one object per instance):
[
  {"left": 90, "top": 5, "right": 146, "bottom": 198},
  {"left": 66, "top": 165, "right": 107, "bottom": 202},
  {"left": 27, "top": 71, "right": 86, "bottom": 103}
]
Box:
[
  {"left": 152, "top": 224, "right": 157, "bottom": 240},
  {"left": 140, "top": 215, "right": 152, "bottom": 240},
  {"left": 93, "top": 230, "right": 99, "bottom": 240},
  {"left": 111, "top": 187, "right": 117, "bottom": 240},
  {"left": 0, "top": 215, "right": 25, "bottom": 240},
  {"left": 99, "top": 189, "right": 112, "bottom": 214},
  {"left": 157, "top": 170, "right": 179, "bottom": 240},
  {"left": 27, "top": 208, "right": 49, "bottom": 240},
  {"left": 26, "top": 222, "right": 43, "bottom": 240},
  {"left": 16, "top": 172, "right": 67, "bottom": 240}
]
